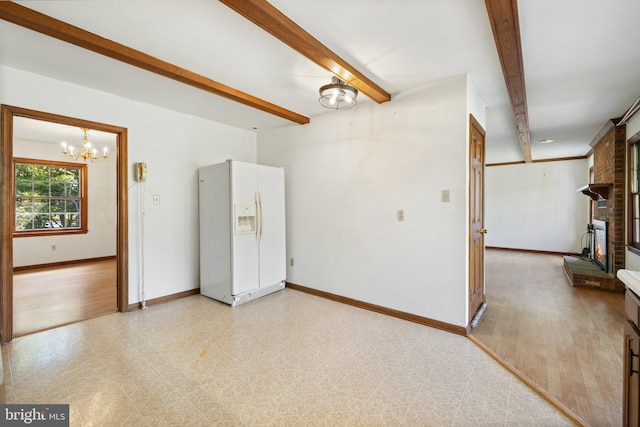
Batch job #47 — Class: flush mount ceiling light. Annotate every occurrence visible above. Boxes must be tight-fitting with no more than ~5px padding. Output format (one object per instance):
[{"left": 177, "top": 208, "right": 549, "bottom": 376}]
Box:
[
  {"left": 319, "top": 76, "right": 358, "bottom": 110},
  {"left": 538, "top": 138, "right": 554, "bottom": 144}
]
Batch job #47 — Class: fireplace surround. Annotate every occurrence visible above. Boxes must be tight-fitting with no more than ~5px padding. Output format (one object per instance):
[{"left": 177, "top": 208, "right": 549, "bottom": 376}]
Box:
[{"left": 563, "top": 119, "right": 625, "bottom": 293}]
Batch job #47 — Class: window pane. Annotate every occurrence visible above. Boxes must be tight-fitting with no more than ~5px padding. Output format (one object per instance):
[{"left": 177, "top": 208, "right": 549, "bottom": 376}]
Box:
[
  {"left": 65, "top": 200, "right": 79, "bottom": 213},
  {"left": 33, "top": 214, "right": 50, "bottom": 229},
  {"left": 51, "top": 199, "right": 65, "bottom": 213},
  {"left": 15, "top": 214, "right": 33, "bottom": 230},
  {"left": 32, "top": 166, "right": 49, "bottom": 181},
  {"left": 66, "top": 168, "right": 80, "bottom": 183},
  {"left": 16, "top": 197, "right": 33, "bottom": 213},
  {"left": 50, "top": 167, "right": 66, "bottom": 181},
  {"left": 16, "top": 180, "right": 33, "bottom": 195},
  {"left": 634, "top": 145, "right": 638, "bottom": 193},
  {"left": 634, "top": 193, "right": 640, "bottom": 246},
  {"left": 33, "top": 198, "right": 49, "bottom": 213},
  {"left": 47, "top": 214, "right": 64, "bottom": 229},
  {"left": 67, "top": 183, "right": 80, "bottom": 197},
  {"left": 50, "top": 182, "right": 65, "bottom": 197},
  {"left": 15, "top": 164, "right": 33, "bottom": 180},
  {"left": 66, "top": 214, "right": 80, "bottom": 228},
  {"left": 33, "top": 181, "right": 49, "bottom": 195}
]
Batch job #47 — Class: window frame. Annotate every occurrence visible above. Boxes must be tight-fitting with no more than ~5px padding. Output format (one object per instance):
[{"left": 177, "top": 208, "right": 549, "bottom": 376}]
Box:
[
  {"left": 588, "top": 166, "right": 594, "bottom": 225},
  {"left": 13, "top": 157, "right": 88, "bottom": 237},
  {"left": 628, "top": 131, "right": 640, "bottom": 254}
]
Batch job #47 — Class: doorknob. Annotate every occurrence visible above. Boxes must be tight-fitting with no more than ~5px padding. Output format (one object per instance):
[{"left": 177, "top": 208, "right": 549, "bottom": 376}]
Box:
[{"left": 480, "top": 229, "right": 488, "bottom": 234}]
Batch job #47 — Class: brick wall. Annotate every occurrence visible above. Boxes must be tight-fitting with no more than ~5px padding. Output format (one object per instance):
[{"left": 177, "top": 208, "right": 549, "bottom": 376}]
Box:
[{"left": 592, "top": 121, "right": 626, "bottom": 277}]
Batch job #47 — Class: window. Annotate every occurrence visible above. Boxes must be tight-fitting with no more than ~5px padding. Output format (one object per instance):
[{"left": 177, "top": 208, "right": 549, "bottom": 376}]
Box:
[
  {"left": 629, "top": 133, "right": 640, "bottom": 252},
  {"left": 13, "top": 158, "right": 88, "bottom": 237}
]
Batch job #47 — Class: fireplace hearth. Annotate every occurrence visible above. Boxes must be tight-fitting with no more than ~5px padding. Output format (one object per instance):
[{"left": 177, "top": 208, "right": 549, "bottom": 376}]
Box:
[{"left": 562, "top": 219, "right": 619, "bottom": 292}]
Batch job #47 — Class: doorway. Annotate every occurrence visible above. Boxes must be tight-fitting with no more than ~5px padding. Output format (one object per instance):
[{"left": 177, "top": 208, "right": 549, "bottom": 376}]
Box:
[
  {"left": 472, "top": 249, "right": 623, "bottom": 426},
  {"left": 1, "top": 105, "right": 129, "bottom": 343}
]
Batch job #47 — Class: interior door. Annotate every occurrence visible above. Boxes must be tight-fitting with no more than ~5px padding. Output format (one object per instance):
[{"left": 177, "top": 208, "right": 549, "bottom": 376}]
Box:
[{"left": 469, "top": 114, "right": 486, "bottom": 323}]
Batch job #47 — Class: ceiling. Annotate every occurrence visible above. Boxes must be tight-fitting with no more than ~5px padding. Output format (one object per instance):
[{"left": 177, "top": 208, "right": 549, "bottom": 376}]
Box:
[
  {"left": 2, "top": 0, "right": 640, "bottom": 164},
  {"left": 13, "top": 117, "right": 117, "bottom": 150}
]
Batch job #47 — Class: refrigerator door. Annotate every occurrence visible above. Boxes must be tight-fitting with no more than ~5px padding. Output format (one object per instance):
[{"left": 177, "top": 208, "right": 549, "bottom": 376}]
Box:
[
  {"left": 198, "top": 163, "right": 231, "bottom": 302},
  {"left": 257, "top": 165, "right": 286, "bottom": 288},
  {"left": 230, "top": 161, "right": 260, "bottom": 295}
]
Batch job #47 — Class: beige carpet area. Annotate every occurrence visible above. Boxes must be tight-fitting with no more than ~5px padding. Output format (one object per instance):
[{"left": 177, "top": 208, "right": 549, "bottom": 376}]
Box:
[
  {"left": 472, "top": 249, "right": 625, "bottom": 427},
  {"left": 1, "top": 288, "right": 573, "bottom": 426}
]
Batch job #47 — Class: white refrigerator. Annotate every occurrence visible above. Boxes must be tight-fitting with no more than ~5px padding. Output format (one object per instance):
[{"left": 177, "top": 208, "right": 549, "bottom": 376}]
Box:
[{"left": 198, "top": 160, "right": 286, "bottom": 306}]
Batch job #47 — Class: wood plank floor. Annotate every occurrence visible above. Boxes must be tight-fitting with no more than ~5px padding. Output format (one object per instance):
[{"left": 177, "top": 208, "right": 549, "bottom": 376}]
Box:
[
  {"left": 13, "top": 259, "right": 117, "bottom": 337},
  {"left": 472, "top": 249, "right": 625, "bottom": 427}
]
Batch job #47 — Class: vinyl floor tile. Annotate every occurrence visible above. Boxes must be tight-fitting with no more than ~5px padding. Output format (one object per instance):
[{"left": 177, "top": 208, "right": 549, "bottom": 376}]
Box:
[{"left": 1, "top": 289, "right": 574, "bottom": 426}]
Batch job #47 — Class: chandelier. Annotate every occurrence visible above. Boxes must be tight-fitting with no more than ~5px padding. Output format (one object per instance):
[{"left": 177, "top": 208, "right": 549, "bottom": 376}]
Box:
[
  {"left": 61, "top": 128, "right": 108, "bottom": 162},
  {"left": 318, "top": 76, "right": 358, "bottom": 110}
]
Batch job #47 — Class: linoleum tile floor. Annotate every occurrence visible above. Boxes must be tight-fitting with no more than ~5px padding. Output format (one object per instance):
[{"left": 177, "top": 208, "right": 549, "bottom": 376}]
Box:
[{"left": 1, "top": 290, "right": 573, "bottom": 426}]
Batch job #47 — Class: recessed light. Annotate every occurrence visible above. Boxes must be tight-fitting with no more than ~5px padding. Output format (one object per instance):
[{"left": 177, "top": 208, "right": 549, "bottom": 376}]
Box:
[{"left": 538, "top": 138, "right": 554, "bottom": 144}]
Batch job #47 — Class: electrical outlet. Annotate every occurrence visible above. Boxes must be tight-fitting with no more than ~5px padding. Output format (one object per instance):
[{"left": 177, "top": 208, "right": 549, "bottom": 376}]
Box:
[
  {"left": 397, "top": 210, "right": 405, "bottom": 221},
  {"left": 442, "top": 190, "right": 450, "bottom": 202}
]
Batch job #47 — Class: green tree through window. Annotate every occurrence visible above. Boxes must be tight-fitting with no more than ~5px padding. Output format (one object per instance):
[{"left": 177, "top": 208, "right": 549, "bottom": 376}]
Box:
[{"left": 14, "top": 158, "right": 88, "bottom": 236}]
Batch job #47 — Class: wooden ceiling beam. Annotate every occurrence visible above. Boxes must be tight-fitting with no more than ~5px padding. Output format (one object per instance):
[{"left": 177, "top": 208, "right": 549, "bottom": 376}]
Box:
[
  {"left": 219, "top": 0, "right": 391, "bottom": 104},
  {"left": 0, "top": 2, "right": 309, "bottom": 125},
  {"left": 485, "top": 0, "right": 532, "bottom": 163}
]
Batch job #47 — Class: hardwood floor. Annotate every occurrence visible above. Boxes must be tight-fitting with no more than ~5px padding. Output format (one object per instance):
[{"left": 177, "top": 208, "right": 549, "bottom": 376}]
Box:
[
  {"left": 13, "top": 258, "right": 117, "bottom": 337},
  {"left": 472, "top": 249, "right": 625, "bottom": 427}
]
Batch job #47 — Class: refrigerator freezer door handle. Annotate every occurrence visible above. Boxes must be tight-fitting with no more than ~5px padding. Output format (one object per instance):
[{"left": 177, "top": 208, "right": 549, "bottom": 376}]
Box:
[
  {"left": 257, "top": 192, "right": 264, "bottom": 240},
  {"left": 255, "top": 193, "right": 261, "bottom": 243}
]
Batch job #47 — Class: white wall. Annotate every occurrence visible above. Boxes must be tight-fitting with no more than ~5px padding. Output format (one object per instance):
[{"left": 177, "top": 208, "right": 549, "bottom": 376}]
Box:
[
  {"left": 625, "top": 113, "right": 640, "bottom": 270},
  {"left": 0, "top": 65, "right": 257, "bottom": 304},
  {"left": 467, "top": 78, "right": 486, "bottom": 128},
  {"left": 12, "top": 137, "right": 116, "bottom": 266},
  {"left": 485, "top": 160, "right": 590, "bottom": 253},
  {"left": 258, "top": 74, "right": 480, "bottom": 328}
]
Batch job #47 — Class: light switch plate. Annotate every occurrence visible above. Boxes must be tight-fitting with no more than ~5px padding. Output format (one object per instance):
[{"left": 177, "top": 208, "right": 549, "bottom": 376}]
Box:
[{"left": 153, "top": 194, "right": 160, "bottom": 205}]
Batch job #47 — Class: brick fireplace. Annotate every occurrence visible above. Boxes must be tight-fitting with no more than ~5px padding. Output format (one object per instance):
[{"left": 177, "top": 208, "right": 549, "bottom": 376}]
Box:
[{"left": 563, "top": 119, "right": 625, "bottom": 292}]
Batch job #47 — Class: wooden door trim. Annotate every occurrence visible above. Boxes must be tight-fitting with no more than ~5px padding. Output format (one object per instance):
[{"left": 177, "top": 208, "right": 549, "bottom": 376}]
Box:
[
  {"left": 470, "top": 114, "right": 486, "bottom": 139},
  {"left": 0, "top": 106, "right": 13, "bottom": 342},
  {"left": 0, "top": 104, "right": 128, "bottom": 343}
]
